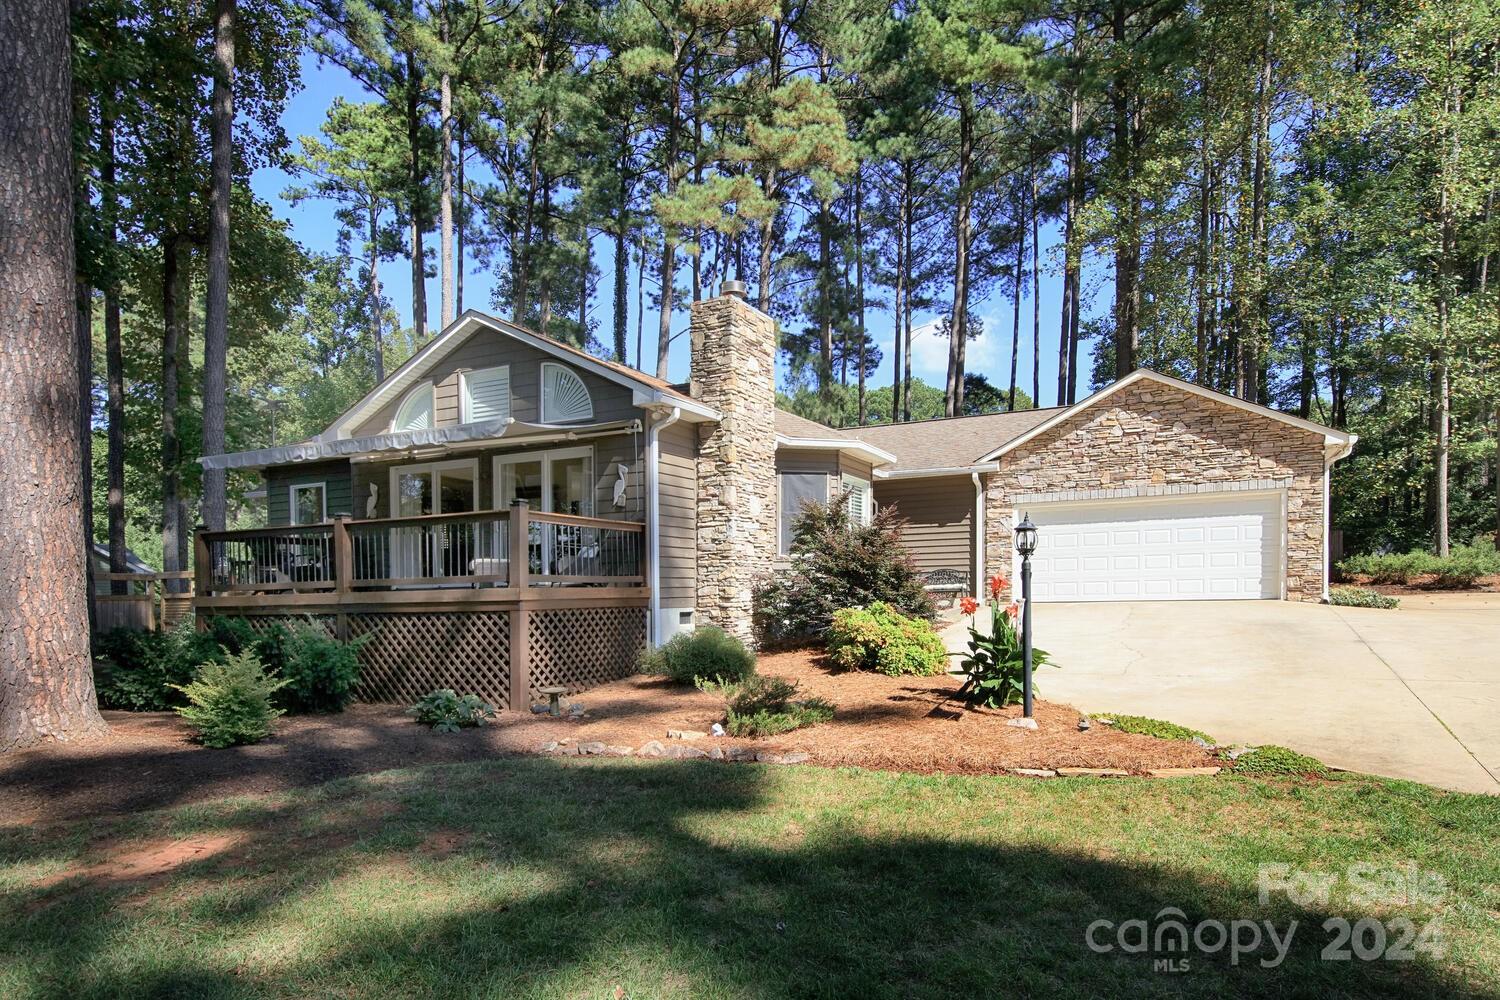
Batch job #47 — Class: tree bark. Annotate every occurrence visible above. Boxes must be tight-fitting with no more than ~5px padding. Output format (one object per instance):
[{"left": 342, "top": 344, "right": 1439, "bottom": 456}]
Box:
[
  {"left": 456, "top": 124, "right": 464, "bottom": 315},
  {"left": 854, "top": 167, "right": 866, "bottom": 425},
  {"left": 367, "top": 200, "right": 384, "bottom": 382},
  {"left": 1110, "top": 0, "right": 1139, "bottom": 381},
  {"left": 200, "top": 0, "right": 235, "bottom": 532},
  {"left": 655, "top": 64, "right": 681, "bottom": 381},
  {"left": 160, "top": 236, "right": 184, "bottom": 591},
  {"left": 1008, "top": 186, "right": 1023, "bottom": 411},
  {"left": 946, "top": 87, "right": 974, "bottom": 417},
  {"left": 1030, "top": 165, "right": 1041, "bottom": 409},
  {"left": 439, "top": 9, "right": 454, "bottom": 329},
  {"left": 103, "top": 108, "right": 127, "bottom": 595},
  {"left": 405, "top": 48, "right": 427, "bottom": 335},
  {"left": 891, "top": 165, "right": 907, "bottom": 423},
  {"left": 613, "top": 121, "right": 630, "bottom": 363},
  {"left": 1, "top": 0, "right": 106, "bottom": 750}
]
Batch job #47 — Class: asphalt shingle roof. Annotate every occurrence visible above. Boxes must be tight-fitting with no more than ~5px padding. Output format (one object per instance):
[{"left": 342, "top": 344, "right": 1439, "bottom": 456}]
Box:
[{"left": 773, "top": 406, "right": 1065, "bottom": 473}]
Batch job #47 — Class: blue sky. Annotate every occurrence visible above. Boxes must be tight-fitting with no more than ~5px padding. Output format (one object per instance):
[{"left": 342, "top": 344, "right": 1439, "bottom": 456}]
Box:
[{"left": 250, "top": 51, "right": 1099, "bottom": 408}]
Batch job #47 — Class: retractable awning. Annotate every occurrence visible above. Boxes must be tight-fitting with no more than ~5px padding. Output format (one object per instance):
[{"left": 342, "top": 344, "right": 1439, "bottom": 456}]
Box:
[{"left": 199, "top": 418, "right": 642, "bottom": 472}]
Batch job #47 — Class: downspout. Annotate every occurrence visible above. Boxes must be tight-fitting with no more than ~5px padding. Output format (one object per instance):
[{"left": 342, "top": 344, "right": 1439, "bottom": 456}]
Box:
[
  {"left": 647, "top": 405, "right": 682, "bottom": 645},
  {"left": 972, "top": 471, "right": 985, "bottom": 599}
]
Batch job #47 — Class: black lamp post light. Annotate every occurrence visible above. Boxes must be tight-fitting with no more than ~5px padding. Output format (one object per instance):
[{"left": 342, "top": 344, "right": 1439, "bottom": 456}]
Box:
[{"left": 1014, "top": 513, "right": 1038, "bottom": 719}]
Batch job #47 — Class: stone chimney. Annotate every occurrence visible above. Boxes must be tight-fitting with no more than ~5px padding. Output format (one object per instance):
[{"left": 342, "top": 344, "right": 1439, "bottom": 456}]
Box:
[{"left": 690, "top": 283, "right": 777, "bottom": 646}]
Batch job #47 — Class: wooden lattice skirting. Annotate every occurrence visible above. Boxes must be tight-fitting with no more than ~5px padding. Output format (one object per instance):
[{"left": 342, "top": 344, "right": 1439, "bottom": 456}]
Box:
[{"left": 528, "top": 606, "right": 648, "bottom": 701}]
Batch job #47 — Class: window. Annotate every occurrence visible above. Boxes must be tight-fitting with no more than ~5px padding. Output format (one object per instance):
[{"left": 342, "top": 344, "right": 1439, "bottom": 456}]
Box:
[
  {"left": 493, "top": 446, "right": 594, "bottom": 516},
  {"left": 461, "top": 366, "right": 510, "bottom": 423},
  {"left": 778, "top": 472, "right": 828, "bottom": 555},
  {"left": 290, "top": 483, "right": 327, "bottom": 525},
  {"left": 392, "top": 382, "right": 434, "bottom": 432},
  {"left": 539, "top": 362, "right": 593, "bottom": 423},
  {"left": 842, "top": 474, "right": 872, "bottom": 526}
]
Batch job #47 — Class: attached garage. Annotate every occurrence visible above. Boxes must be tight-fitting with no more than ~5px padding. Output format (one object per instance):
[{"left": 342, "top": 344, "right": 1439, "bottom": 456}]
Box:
[{"left": 1024, "top": 492, "right": 1283, "bottom": 602}]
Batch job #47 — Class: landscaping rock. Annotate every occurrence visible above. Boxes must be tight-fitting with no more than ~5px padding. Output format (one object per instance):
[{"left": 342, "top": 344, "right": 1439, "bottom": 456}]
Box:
[
  {"left": 530, "top": 703, "right": 550, "bottom": 715},
  {"left": 1191, "top": 737, "right": 1216, "bottom": 750},
  {"left": 1095, "top": 717, "right": 1114, "bottom": 725},
  {"left": 665, "top": 744, "right": 709, "bottom": 760},
  {"left": 567, "top": 703, "right": 585, "bottom": 717},
  {"left": 726, "top": 747, "right": 758, "bottom": 762},
  {"left": 667, "top": 729, "right": 707, "bottom": 741},
  {"left": 604, "top": 745, "right": 634, "bottom": 757},
  {"left": 1077, "top": 716, "right": 1091, "bottom": 731},
  {"left": 781, "top": 752, "right": 811, "bottom": 764},
  {"left": 636, "top": 740, "right": 666, "bottom": 758},
  {"left": 1146, "top": 767, "right": 1222, "bottom": 777},
  {"left": 710, "top": 723, "right": 726, "bottom": 737},
  {"left": 577, "top": 741, "right": 607, "bottom": 755},
  {"left": 560, "top": 744, "right": 580, "bottom": 756},
  {"left": 755, "top": 751, "right": 785, "bottom": 764},
  {"left": 1225, "top": 745, "right": 1258, "bottom": 760},
  {"left": 1006, "top": 717, "right": 1039, "bottom": 730},
  {"left": 1012, "top": 768, "right": 1056, "bottom": 778},
  {"left": 708, "top": 747, "right": 725, "bottom": 760},
  {"left": 1055, "top": 767, "right": 1129, "bottom": 777},
  {"left": 536, "top": 741, "right": 559, "bottom": 754}
]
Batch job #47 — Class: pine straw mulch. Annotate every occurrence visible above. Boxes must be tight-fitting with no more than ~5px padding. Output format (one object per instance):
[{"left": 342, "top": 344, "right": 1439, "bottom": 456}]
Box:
[{"left": 1, "top": 649, "right": 1218, "bottom": 827}]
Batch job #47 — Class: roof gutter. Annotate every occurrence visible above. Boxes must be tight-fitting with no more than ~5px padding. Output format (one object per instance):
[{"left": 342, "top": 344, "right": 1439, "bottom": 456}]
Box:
[
  {"left": 874, "top": 462, "right": 1000, "bottom": 480},
  {"left": 774, "top": 434, "right": 898, "bottom": 468}
]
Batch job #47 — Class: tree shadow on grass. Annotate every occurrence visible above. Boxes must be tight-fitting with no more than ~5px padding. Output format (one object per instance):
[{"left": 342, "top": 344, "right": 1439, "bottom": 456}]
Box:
[{"left": 0, "top": 758, "right": 1492, "bottom": 999}]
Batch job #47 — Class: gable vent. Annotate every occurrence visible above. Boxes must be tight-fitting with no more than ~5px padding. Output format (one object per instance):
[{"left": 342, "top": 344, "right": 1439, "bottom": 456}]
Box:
[{"left": 540, "top": 362, "right": 593, "bottom": 423}]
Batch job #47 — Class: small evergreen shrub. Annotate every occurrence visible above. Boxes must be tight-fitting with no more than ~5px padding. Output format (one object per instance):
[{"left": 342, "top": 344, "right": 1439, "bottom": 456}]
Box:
[
  {"left": 1328, "top": 586, "right": 1400, "bottom": 609},
  {"left": 724, "top": 675, "right": 835, "bottom": 737},
  {"left": 754, "top": 493, "right": 934, "bottom": 645},
  {"left": 637, "top": 626, "right": 756, "bottom": 686},
  {"left": 1101, "top": 714, "right": 1214, "bottom": 744},
  {"left": 409, "top": 689, "right": 495, "bottom": 733},
  {"left": 276, "top": 621, "right": 368, "bottom": 713},
  {"left": 827, "top": 601, "right": 947, "bottom": 676},
  {"left": 171, "top": 651, "right": 288, "bottom": 748},
  {"left": 1230, "top": 745, "right": 1329, "bottom": 778}
]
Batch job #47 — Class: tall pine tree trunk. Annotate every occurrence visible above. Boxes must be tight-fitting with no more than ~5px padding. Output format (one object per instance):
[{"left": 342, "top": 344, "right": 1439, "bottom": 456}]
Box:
[
  {"left": 405, "top": 49, "right": 427, "bottom": 335},
  {"left": 160, "top": 236, "right": 183, "bottom": 590},
  {"left": 1, "top": 0, "right": 105, "bottom": 750},
  {"left": 613, "top": 123, "right": 630, "bottom": 363},
  {"left": 1031, "top": 165, "right": 1041, "bottom": 408},
  {"left": 367, "top": 201, "right": 384, "bottom": 382},
  {"left": 656, "top": 70, "right": 681, "bottom": 381},
  {"left": 855, "top": 167, "right": 866, "bottom": 424},
  {"left": 201, "top": 0, "right": 234, "bottom": 532},
  {"left": 891, "top": 167, "right": 907, "bottom": 423},
  {"left": 1008, "top": 186, "right": 1023, "bottom": 411},
  {"left": 439, "top": 60, "right": 454, "bottom": 328},
  {"left": 102, "top": 104, "right": 128, "bottom": 594},
  {"left": 456, "top": 125, "right": 465, "bottom": 314},
  {"left": 1110, "top": 0, "right": 1139, "bottom": 380},
  {"left": 946, "top": 87, "right": 973, "bottom": 417}
]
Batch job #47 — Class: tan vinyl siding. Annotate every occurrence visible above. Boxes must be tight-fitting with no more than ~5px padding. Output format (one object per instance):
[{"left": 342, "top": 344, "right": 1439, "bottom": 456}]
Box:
[
  {"left": 874, "top": 474, "right": 975, "bottom": 589},
  {"left": 656, "top": 419, "right": 697, "bottom": 606},
  {"left": 351, "top": 329, "right": 637, "bottom": 437},
  {"left": 266, "top": 461, "right": 354, "bottom": 526}
]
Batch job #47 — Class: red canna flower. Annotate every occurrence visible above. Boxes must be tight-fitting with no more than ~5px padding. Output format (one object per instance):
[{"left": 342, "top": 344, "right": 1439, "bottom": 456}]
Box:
[
  {"left": 959, "top": 596, "right": 979, "bottom": 616},
  {"left": 988, "top": 573, "right": 1008, "bottom": 600},
  {"left": 1005, "top": 601, "right": 1020, "bottom": 622}
]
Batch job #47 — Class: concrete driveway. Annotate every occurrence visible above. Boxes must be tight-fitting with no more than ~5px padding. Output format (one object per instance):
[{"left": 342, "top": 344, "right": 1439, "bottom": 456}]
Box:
[{"left": 948, "top": 595, "right": 1500, "bottom": 793}]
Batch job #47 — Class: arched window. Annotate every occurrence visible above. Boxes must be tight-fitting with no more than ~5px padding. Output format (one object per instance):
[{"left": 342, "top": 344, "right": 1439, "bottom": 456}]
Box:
[
  {"left": 392, "top": 382, "right": 434, "bottom": 432},
  {"left": 539, "top": 362, "right": 593, "bottom": 423}
]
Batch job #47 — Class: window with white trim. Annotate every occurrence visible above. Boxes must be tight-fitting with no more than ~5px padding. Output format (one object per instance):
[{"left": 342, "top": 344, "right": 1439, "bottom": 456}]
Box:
[
  {"left": 461, "top": 366, "right": 511, "bottom": 423},
  {"left": 842, "top": 474, "right": 872, "bottom": 526},
  {"left": 290, "top": 482, "right": 327, "bottom": 525},
  {"left": 539, "top": 362, "right": 593, "bottom": 423},
  {"left": 392, "top": 382, "right": 434, "bottom": 431}
]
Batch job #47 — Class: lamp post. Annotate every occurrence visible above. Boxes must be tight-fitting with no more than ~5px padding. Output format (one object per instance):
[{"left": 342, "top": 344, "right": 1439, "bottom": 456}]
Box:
[{"left": 1014, "top": 513, "right": 1038, "bottom": 718}]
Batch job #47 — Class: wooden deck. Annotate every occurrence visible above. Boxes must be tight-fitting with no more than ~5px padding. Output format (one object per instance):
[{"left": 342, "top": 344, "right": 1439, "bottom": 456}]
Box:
[{"left": 194, "top": 503, "right": 650, "bottom": 709}]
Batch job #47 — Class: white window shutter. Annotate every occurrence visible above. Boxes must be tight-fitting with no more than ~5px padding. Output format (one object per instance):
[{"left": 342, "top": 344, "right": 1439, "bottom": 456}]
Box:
[
  {"left": 393, "top": 384, "right": 434, "bottom": 431},
  {"left": 540, "top": 363, "right": 594, "bottom": 422},
  {"left": 464, "top": 366, "right": 511, "bottom": 422}
]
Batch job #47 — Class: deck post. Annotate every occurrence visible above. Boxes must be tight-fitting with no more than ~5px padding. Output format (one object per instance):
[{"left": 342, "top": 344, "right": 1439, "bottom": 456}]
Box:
[
  {"left": 509, "top": 501, "right": 532, "bottom": 710},
  {"left": 332, "top": 514, "right": 352, "bottom": 594},
  {"left": 193, "top": 525, "right": 210, "bottom": 598},
  {"left": 509, "top": 500, "right": 529, "bottom": 589}
]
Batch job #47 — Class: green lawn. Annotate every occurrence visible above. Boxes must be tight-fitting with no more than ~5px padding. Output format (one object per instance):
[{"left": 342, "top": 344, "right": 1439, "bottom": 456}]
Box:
[{"left": 2, "top": 760, "right": 1497, "bottom": 999}]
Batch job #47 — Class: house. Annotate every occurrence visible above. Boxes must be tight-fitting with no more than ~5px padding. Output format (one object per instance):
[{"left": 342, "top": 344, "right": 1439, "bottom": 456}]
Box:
[{"left": 197, "top": 284, "right": 1355, "bottom": 708}]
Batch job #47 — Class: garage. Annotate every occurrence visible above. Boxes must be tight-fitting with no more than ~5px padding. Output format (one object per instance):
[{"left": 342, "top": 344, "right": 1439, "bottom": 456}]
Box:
[{"left": 1023, "top": 492, "right": 1284, "bottom": 602}]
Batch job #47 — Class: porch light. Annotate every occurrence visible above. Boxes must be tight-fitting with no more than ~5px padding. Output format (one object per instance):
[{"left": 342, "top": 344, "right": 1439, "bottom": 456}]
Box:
[{"left": 1014, "top": 514, "right": 1038, "bottom": 557}]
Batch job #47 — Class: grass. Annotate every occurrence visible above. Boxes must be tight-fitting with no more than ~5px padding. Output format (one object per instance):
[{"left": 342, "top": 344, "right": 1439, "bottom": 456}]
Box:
[
  {"left": 1100, "top": 713, "right": 1215, "bottom": 744},
  {"left": 2, "top": 758, "right": 1498, "bottom": 998}
]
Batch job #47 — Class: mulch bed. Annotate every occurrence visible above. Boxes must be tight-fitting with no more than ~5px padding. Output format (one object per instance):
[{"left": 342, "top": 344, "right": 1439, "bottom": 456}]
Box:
[
  {"left": 1340, "top": 573, "right": 1500, "bottom": 595},
  {"left": 0, "top": 649, "right": 1218, "bottom": 827}
]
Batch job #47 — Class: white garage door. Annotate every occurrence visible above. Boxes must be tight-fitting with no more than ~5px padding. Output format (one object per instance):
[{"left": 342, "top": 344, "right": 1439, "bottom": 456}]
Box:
[{"left": 1025, "top": 493, "right": 1283, "bottom": 602}]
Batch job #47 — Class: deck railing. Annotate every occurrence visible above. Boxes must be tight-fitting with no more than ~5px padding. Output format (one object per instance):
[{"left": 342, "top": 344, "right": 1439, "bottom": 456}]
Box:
[{"left": 195, "top": 503, "right": 645, "bottom": 597}]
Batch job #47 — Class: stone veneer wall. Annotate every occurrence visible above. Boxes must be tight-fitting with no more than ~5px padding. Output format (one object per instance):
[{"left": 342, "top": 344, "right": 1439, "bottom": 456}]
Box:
[
  {"left": 690, "top": 294, "right": 778, "bottom": 644},
  {"left": 983, "top": 378, "right": 1329, "bottom": 602}
]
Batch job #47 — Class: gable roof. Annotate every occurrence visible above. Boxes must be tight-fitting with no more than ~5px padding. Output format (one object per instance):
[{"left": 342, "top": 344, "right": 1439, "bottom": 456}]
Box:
[
  {"left": 976, "top": 368, "right": 1356, "bottom": 462},
  {"left": 320, "top": 310, "right": 713, "bottom": 441}
]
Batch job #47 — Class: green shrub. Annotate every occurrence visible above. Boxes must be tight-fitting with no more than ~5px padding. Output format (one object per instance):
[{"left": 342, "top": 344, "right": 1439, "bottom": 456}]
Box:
[
  {"left": 275, "top": 621, "right": 368, "bottom": 713},
  {"left": 754, "top": 493, "right": 934, "bottom": 645},
  {"left": 637, "top": 626, "right": 755, "bottom": 686},
  {"left": 1230, "top": 745, "right": 1329, "bottom": 778},
  {"left": 1101, "top": 713, "right": 1214, "bottom": 744},
  {"left": 171, "top": 651, "right": 288, "bottom": 748},
  {"left": 827, "top": 601, "right": 947, "bottom": 677},
  {"left": 92, "top": 619, "right": 228, "bottom": 711},
  {"left": 1328, "top": 586, "right": 1400, "bottom": 609},
  {"left": 723, "top": 675, "right": 835, "bottom": 737},
  {"left": 1337, "top": 544, "right": 1500, "bottom": 588},
  {"left": 408, "top": 689, "right": 495, "bottom": 733}
]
